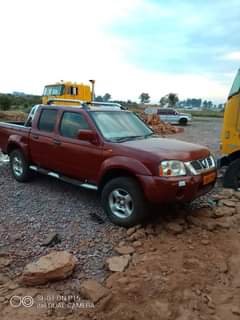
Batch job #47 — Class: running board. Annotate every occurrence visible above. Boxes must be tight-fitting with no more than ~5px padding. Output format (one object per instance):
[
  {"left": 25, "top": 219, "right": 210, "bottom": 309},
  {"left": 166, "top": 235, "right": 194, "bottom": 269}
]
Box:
[{"left": 29, "top": 165, "right": 98, "bottom": 190}]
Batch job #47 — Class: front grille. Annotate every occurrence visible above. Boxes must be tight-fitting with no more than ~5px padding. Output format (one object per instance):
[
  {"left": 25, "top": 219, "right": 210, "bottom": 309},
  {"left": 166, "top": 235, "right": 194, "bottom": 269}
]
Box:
[{"left": 185, "top": 155, "right": 216, "bottom": 175}]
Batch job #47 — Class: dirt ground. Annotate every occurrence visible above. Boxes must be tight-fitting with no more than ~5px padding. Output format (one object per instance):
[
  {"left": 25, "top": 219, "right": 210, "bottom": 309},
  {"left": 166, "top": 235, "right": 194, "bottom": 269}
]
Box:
[{"left": 1, "top": 117, "right": 240, "bottom": 320}]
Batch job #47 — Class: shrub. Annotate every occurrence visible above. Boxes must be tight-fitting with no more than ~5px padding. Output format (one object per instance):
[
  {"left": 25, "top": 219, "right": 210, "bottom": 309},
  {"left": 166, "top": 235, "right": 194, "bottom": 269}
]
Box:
[{"left": 0, "top": 95, "right": 11, "bottom": 111}]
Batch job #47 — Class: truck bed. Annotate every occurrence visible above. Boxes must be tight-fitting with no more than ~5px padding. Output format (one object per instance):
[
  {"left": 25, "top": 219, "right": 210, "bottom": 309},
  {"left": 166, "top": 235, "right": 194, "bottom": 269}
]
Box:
[{"left": 0, "top": 121, "right": 31, "bottom": 154}]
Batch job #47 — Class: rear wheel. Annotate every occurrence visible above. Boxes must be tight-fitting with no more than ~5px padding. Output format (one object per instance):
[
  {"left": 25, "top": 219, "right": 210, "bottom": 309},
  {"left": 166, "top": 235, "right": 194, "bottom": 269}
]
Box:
[
  {"left": 223, "top": 158, "right": 240, "bottom": 189},
  {"left": 10, "top": 149, "right": 31, "bottom": 182},
  {"left": 101, "top": 177, "right": 147, "bottom": 227},
  {"left": 179, "top": 118, "right": 188, "bottom": 125}
]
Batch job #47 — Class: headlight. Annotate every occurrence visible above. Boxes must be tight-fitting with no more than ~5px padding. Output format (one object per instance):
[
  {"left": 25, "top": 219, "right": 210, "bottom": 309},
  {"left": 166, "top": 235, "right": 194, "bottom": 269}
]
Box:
[{"left": 159, "top": 160, "right": 187, "bottom": 177}]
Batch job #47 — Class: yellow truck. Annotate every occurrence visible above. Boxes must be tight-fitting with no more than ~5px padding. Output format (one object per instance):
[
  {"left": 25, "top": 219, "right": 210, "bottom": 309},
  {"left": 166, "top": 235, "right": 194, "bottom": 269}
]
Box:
[
  {"left": 220, "top": 69, "right": 240, "bottom": 189},
  {"left": 42, "top": 80, "right": 95, "bottom": 105}
]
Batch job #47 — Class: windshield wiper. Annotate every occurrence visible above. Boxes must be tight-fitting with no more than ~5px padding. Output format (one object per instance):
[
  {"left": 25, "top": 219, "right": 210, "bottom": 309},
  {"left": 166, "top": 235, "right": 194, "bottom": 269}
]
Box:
[
  {"left": 144, "top": 132, "right": 154, "bottom": 138},
  {"left": 112, "top": 135, "right": 145, "bottom": 142}
]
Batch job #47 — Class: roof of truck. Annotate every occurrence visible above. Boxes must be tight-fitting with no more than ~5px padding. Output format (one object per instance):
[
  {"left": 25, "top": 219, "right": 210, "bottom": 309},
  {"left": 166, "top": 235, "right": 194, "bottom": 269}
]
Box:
[{"left": 36, "top": 104, "right": 127, "bottom": 112}]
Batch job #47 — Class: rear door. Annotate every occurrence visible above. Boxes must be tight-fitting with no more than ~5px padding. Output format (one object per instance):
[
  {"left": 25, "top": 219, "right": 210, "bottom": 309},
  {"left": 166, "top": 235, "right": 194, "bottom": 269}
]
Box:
[
  {"left": 166, "top": 109, "right": 177, "bottom": 123},
  {"left": 158, "top": 109, "right": 167, "bottom": 121},
  {"left": 52, "top": 110, "right": 103, "bottom": 182},
  {"left": 29, "top": 108, "right": 59, "bottom": 169}
]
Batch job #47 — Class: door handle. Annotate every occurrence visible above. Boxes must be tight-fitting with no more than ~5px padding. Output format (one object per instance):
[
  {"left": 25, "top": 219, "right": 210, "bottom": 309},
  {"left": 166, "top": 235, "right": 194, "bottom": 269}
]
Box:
[
  {"left": 52, "top": 139, "right": 61, "bottom": 146},
  {"left": 32, "top": 134, "right": 39, "bottom": 140}
]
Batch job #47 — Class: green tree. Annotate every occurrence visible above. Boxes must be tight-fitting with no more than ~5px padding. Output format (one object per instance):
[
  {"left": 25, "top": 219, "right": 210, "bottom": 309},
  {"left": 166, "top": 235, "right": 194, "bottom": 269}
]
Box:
[
  {"left": 0, "top": 95, "right": 11, "bottom": 110},
  {"left": 139, "top": 93, "right": 150, "bottom": 104},
  {"left": 159, "top": 96, "right": 168, "bottom": 107},
  {"left": 103, "top": 93, "right": 111, "bottom": 102},
  {"left": 167, "top": 93, "right": 179, "bottom": 107},
  {"left": 202, "top": 100, "right": 208, "bottom": 109},
  {"left": 95, "top": 95, "right": 103, "bottom": 102}
]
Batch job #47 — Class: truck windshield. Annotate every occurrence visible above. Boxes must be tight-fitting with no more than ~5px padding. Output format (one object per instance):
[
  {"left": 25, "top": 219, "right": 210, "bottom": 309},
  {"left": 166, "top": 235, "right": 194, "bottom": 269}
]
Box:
[
  {"left": 43, "top": 85, "right": 64, "bottom": 96},
  {"left": 91, "top": 111, "right": 153, "bottom": 142},
  {"left": 229, "top": 70, "right": 240, "bottom": 98}
]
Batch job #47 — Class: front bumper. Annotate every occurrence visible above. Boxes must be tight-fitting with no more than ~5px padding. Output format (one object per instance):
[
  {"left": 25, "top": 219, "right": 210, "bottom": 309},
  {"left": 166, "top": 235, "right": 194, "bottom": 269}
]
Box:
[{"left": 137, "top": 171, "right": 217, "bottom": 203}]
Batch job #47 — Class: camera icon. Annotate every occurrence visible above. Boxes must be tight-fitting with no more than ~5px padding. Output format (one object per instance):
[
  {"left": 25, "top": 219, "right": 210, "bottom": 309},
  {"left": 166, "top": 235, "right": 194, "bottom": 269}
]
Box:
[{"left": 10, "top": 296, "right": 34, "bottom": 308}]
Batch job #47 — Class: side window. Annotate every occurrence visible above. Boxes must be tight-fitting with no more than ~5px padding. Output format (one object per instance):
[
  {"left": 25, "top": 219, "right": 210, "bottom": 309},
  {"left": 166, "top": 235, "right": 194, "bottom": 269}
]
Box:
[
  {"left": 60, "top": 112, "right": 90, "bottom": 139},
  {"left": 38, "top": 109, "right": 58, "bottom": 132},
  {"left": 69, "top": 87, "right": 78, "bottom": 95}
]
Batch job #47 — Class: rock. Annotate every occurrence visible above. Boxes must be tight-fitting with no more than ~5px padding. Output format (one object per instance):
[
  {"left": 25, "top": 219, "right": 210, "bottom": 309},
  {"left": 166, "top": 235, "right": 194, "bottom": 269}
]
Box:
[
  {"left": 97, "top": 293, "right": 113, "bottom": 312},
  {"left": 218, "top": 260, "right": 228, "bottom": 273},
  {"left": 0, "top": 274, "right": 9, "bottom": 284},
  {"left": 150, "top": 300, "right": 171, "bottom": 319},
  {"left": 228, "top": 254, "right": 240, "bottom": 288},
  {"left": 145, "top": 225, "right": 155, "bottom": 235},
  {"left": 183, "top": 258, "right": 203, "bottom": 269},
  {"left": 215, "top": 217, "right": 234, "bottom": 229},
  {"left": 114, "top": 246, "right": 135, "bottom": 255},
  {"left": 165, "top": 222, "right": 184, "bottom": 235},
  {"left": 6, "top": 281, "right": 20, "bottom": 290},
  {"left": 234, "top": 191, "right": 240, "bottom": 200},
  {"left": 214, "top": 206, "right": 236, "bottom": 217},
  {"left": 221, "top": 188, "right": 235, "bottom": 198},
  {"left": 201, "top": 239, "right": 210, "bottom": 246},
  {"left": 105, "top": 273, "right": 120, "bottom": 288},
  {"left": 128, "top": 229, "right": 146, "bottom": 241},
  {"left": 187, "top": 215, "right": 216, "bottom": 231},
  {"left": 235, "top": 204, "right": 240, "bottom": 214},
  {"left": 126, "top": 227, "right": 136, "bottom": 236},
  {"left": 0, "top": 257, "right": 12, "bottom": 268},
  {"left": 221, "top": 200, "right": 236, "bottom": 208},
  {"left": 9, "top": 232, "right": 22, "bottom": 242},
  {"left": 106, "top": 255, "right": 131, "bottom": 272},
  {"left": 132, "top": 240, "right": 142, "bottom": 248},
  {"left": 192, "top": 207, "right": 213, "bottom": 218},
  {"left": 80, "top": 279, "right": 110, "bottom": 303},
  {"left": 41, "top": 232, "right": 61, "bottom": 247},
  {"left": 232, "top": 306, "right": 240, "bottom": 315},
  {"left": 21, "top": 251, "right": 77, "bottom": 285},
  {"left": 213, "top": 208, "right": 225, "bottom": 218}
]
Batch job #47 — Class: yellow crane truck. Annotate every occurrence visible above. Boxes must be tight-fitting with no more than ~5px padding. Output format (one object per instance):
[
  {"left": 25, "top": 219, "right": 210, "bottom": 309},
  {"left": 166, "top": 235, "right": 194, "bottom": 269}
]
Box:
[
  {"left": 220, "top": 69, "right": 240, "bottom": 189},
  {"left": 42, "top": 80, "right": 95, "bottom": 105}
]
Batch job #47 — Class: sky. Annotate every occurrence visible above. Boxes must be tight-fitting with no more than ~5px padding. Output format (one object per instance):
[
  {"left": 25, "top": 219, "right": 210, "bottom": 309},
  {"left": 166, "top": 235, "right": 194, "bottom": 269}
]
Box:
[{"left": 0, "top": 0, "right": 240, "bottom": 103}]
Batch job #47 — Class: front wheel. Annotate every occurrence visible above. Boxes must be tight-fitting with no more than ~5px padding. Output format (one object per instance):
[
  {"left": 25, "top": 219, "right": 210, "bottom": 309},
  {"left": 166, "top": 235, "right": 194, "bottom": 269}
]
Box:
[
  {"left": 10, "top": 149, "right": 31, "bottom": 182},
  {"left": 179, "top": 118, "right": 188, "bottom": 125},
  {"left": 101, "top": 177, "right": 147, "bottom": 227}
]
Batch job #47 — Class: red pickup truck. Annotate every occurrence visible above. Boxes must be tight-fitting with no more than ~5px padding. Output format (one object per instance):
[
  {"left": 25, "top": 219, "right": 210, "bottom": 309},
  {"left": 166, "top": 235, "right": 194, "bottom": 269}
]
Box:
[{"left": 0, "top": 102, "right": 217, "bottom": 227}]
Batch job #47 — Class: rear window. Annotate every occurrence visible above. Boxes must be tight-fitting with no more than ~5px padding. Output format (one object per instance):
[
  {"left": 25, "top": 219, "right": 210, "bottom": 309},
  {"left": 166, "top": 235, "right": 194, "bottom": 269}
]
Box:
[
  {"left": 38, "top": 109, "right": 58, "bottom": 132},
  {"left": 158, "top": 109, "right": 168, "bottom": 115}
]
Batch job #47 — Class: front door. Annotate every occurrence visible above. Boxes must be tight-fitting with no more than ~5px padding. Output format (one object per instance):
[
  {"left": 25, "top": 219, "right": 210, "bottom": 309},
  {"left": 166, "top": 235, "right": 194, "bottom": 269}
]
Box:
[{"left": 53, "top": 111, "right": 103, "bottom": 183}]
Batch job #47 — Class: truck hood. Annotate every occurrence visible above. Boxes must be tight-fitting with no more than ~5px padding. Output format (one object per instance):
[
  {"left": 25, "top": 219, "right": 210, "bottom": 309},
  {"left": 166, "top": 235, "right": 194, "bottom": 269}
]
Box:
[{"left": 122, "top": 137, "right": 209, "bottom": 161}]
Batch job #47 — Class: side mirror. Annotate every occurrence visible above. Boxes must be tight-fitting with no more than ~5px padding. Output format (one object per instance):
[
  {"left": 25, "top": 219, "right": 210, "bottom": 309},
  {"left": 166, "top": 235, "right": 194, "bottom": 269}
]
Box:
[{"left": 77, "top": 130, "right": 99, "bottom": 144}]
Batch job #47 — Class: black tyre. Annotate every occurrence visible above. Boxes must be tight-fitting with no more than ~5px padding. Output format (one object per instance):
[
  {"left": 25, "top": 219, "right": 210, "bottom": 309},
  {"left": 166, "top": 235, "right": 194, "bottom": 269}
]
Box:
[
  {"left": 223, "top": 158, "right": 240, "bottom": 189},
  {"left": 101, "top": 177, "right": 147, "bottom": 227},
  {"left": 179, "top": 118, "right": 188, "bottom": 125},
  {"left": 10, "top": 149, "right": 31, "bottom": 182}
]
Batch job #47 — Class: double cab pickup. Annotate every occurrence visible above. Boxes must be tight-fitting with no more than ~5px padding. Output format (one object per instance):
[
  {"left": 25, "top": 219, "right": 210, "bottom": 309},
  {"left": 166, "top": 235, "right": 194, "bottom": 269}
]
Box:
[{"left": 0, "top": 102, "right": 217, "bottom": 227}]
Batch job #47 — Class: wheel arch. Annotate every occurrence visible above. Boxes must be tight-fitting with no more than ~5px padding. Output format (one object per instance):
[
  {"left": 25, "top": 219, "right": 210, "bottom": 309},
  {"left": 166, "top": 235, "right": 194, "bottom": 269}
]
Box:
[
  {"left": 98, "top": 168, "right": 143, "bottom": 193},
  {"left": 7, "top": 142, "right": 22, "bottom": 155}
]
